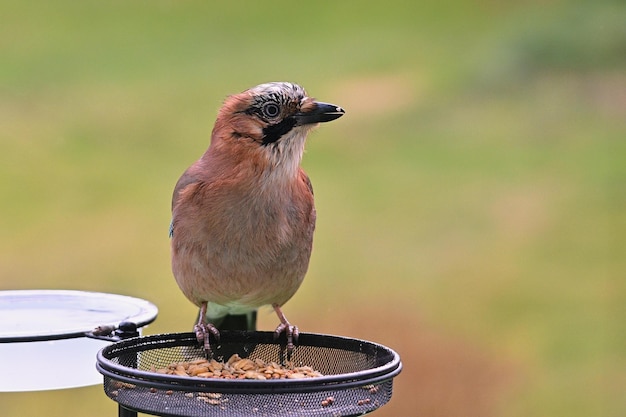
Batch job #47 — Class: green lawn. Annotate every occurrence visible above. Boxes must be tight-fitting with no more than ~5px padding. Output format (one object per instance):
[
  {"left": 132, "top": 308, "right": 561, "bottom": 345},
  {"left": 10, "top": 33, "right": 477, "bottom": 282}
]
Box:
[{"left": 1, "top": 1, "right": 624, "bottom": 416}]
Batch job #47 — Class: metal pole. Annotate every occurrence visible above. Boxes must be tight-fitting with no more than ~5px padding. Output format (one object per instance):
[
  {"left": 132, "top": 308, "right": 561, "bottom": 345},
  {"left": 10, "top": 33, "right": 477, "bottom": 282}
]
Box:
[
  {"left": 118, "top": 405, "right": 138, "bottom": 417},
  {"left": 116, "top": 322, "right": 139, "bottom": 417}
]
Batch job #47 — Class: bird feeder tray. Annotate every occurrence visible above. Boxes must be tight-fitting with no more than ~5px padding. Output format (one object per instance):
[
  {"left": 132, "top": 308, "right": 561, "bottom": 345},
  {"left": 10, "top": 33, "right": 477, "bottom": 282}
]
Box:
[{"left": 97, "top": 331, "right": 402, "bottom": 417}]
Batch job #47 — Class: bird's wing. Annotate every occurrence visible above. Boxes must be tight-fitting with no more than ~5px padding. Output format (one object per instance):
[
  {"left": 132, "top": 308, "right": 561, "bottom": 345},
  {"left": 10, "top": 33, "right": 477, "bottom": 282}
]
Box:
[
  {"left": 299, "top": 169, "right": 316, "bottom": 236},
  {"left": 299, "top": 168, "right": 314, "bottom": 196},
  {"left": 169, "top": 166, "right": 203, "bottom": 237}
]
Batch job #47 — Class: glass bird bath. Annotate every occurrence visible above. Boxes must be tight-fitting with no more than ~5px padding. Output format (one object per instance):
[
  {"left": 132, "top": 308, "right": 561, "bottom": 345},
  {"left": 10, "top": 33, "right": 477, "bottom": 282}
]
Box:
[{"left": 96, "top": 331, "right": 402, "bottom": 417}]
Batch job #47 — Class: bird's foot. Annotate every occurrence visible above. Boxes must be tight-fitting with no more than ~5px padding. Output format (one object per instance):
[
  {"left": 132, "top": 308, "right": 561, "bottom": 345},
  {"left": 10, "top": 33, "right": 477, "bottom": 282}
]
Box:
[
  {"left": 274, "top": 322, "right": 299, "bottom": 353},
  {"left": 272, "top": 304, "right": 299, "bottom": 359},
  {"left": 194, "top": 322, "right": 220, "bottom": 358}
]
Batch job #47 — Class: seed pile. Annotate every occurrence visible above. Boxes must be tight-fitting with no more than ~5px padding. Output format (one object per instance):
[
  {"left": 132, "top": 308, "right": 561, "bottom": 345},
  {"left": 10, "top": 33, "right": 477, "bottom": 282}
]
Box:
[{"left": 150, "top": 354, "right": 323, "bottom": 380}]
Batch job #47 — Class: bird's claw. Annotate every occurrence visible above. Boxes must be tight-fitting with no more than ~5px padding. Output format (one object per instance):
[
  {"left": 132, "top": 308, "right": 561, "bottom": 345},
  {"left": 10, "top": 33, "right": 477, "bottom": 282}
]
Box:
[
  {"left": 274, "top": 322, "right": 299, "bottom": 357},
  {"left": 194, "top": 322, "right": 220, "bottom": 358}
]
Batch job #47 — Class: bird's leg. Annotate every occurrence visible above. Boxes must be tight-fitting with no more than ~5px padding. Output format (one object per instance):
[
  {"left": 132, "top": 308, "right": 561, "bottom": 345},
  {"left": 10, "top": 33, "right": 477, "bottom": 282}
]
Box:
[
  {"left": 194, "top": 302, "right": 220, "bottom": 358},
  {"left": 272, "top": 304, "right": 299, "bottom": 356}
]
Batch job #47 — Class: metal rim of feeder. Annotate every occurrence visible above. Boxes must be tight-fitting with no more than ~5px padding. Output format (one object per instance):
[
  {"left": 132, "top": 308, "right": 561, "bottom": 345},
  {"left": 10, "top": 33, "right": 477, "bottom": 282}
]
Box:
[{"left": 97, "top": 331, "right": 402, "bottom": 394}]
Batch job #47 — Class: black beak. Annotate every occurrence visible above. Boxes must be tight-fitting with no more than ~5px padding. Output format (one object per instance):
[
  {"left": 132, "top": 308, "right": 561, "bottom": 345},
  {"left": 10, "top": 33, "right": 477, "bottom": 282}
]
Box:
[{"left": 294, "top": 101, "right": 345, "bottom": 126}]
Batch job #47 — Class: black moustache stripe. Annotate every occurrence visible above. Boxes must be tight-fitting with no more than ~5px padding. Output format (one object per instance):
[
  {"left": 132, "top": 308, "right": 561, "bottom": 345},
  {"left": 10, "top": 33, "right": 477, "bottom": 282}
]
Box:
[{"left": 262, "top": 117, "right": 297, "bottom": 146}]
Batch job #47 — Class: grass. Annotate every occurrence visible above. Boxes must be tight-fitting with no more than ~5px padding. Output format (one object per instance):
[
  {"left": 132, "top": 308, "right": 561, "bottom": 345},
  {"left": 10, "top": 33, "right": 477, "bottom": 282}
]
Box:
[{"left": 1, "top": 0, "right": 624, "bottom": 416}]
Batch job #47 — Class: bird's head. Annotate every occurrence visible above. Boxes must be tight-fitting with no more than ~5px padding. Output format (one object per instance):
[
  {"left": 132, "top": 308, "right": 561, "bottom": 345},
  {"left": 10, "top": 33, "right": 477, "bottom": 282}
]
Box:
[{"left": 208, "top": 82, "right": 344, "bottom": 176}]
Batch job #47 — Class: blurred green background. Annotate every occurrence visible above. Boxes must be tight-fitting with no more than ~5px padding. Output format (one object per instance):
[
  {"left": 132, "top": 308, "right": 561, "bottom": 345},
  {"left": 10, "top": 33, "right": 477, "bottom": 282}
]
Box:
[{"left": 1, "top": 0, "right": 624, "bottom": 416}]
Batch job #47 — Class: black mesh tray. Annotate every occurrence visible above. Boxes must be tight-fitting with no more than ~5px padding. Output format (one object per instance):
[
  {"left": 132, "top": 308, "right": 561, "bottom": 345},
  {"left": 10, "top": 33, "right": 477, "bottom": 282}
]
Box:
[{"left": 96, "top": 331, "right": 401, "bottom": 417}]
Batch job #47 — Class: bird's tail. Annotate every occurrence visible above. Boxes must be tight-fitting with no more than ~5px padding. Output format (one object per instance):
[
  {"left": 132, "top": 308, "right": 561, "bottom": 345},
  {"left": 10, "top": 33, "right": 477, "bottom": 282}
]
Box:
[
  {"left": 216, "top": 311, "right": 257, "bottom": 331},
  {"left": 194, "top": 311, "right": 257, "bottom": 331},
  {"left": 198, "top": 311, "right": 257, "bottom": 360}
]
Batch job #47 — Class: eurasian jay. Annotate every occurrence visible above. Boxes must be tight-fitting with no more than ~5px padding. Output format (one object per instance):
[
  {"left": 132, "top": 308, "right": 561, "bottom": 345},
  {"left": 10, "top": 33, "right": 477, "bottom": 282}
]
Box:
[{"left": 169, "top": 82, "right": 344, "bottom": 355}]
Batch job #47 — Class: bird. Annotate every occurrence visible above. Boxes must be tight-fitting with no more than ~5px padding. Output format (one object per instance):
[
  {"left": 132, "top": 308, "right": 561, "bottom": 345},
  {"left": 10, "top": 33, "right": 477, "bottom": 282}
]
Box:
[{"left": 169, "top": 82, "right": 344, "bottom": 356}]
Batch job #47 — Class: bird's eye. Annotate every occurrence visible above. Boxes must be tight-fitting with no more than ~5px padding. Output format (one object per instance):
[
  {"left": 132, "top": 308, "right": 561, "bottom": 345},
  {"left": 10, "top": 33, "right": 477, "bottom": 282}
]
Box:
[{"left": 262, "top": 102, "right": 281, "bottom": 119}]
